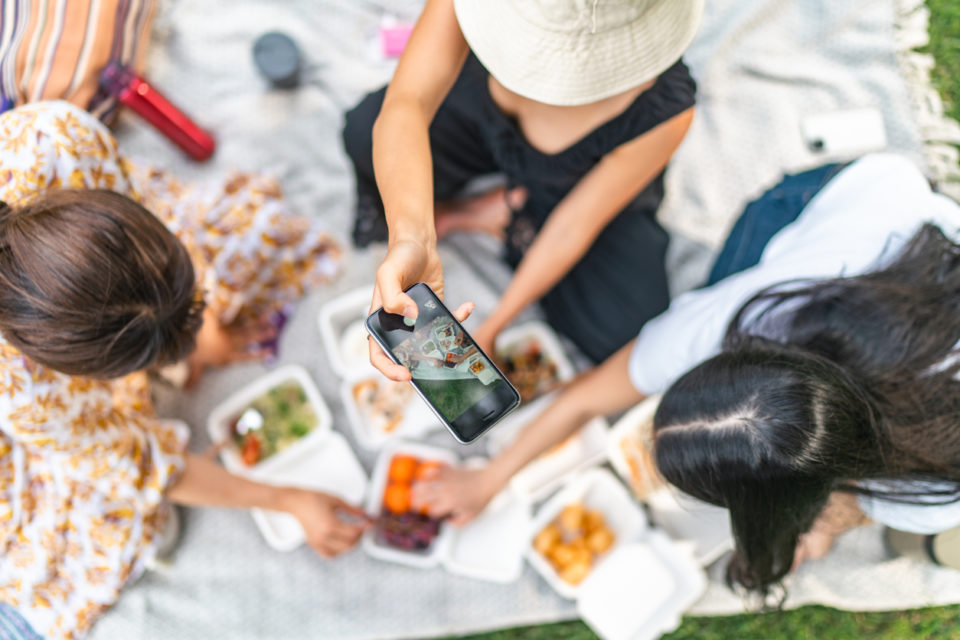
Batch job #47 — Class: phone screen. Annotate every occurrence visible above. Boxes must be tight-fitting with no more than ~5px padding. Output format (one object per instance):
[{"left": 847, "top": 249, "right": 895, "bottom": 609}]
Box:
[{"left": 366, "top": 283, "right": 520, "bottom": 443}]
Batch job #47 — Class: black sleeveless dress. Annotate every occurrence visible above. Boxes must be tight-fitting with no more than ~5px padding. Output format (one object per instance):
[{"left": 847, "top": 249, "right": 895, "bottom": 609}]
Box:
[{"left": 343, "top": 55, "right": 697, "bottom": 362}]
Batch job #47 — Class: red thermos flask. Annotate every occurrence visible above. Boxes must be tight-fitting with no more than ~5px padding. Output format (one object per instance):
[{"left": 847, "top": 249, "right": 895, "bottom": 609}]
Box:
[{"left": 99, "top": 62, "right": 216, "bottom": 161}]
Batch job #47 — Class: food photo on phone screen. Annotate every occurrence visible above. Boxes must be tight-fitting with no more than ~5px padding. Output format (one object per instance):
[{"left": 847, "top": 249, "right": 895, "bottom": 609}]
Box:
[{"left": 382, "top": 303, "right": 502, "bottom": 420}]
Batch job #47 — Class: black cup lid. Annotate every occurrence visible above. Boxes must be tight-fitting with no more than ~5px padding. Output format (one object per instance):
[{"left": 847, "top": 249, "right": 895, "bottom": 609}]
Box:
[{"left": 253, "top": 32, "right": 301, "bottom": 88}]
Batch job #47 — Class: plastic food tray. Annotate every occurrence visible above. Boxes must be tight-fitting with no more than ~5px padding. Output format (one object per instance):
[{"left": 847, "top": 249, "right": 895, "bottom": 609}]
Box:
[
  {"left": 207, "top": 365, "right": 367, "bottom": 551},
  {"left": 363, "top": 441, "right": 530, "bottom": 583},
  {"left": 317, "top": 286, "right": 376, "bottom": 378},
  {"left": 340, "top": 374, "right": 442, "bottom": 450},
  {"left": 526, "top": 469, "right": 707, "bottom": 640}
]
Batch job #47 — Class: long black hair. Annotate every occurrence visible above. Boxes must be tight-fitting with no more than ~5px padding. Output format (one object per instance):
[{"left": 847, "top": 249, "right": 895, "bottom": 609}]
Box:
[{"left": 652, "top": 223, "right": 960, "bottom": 596}]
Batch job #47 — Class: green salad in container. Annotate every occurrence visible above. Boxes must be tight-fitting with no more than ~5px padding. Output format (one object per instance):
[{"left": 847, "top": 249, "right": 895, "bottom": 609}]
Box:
[{"left": 230, "top": 382, "right": 318, "bottom": 466}]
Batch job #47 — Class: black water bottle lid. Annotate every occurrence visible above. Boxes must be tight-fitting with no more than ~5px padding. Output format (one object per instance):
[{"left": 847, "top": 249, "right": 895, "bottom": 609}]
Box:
[{"left": 253, "top": 32, "right": 301, "bottom": 89}]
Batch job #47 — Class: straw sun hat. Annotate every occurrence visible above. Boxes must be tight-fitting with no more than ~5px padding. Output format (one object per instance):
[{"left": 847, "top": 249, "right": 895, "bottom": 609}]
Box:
[{"left": 453, "top": 0, "right": 704, "bottom": 107}]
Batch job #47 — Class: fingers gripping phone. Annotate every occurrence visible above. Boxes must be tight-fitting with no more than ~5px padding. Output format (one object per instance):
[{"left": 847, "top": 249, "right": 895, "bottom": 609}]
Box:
[{"left": 366, "top": 283, "right": 521, "bottom": 444}]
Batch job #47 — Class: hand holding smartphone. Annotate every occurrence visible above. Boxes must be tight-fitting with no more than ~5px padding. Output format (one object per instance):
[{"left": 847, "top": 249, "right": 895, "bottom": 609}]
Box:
[{"left": 366, "top": 283, "right": 520, "bottom": 443}]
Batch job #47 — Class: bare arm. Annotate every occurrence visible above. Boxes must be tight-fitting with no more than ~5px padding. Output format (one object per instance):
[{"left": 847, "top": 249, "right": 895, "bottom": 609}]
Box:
[
  {"left": 480, "top": 108, "right": 694, "bottom": 339},
  {"left": 414, "top": 340, "right": 645, "bottom": 523},
  {"left": 168, "top": 455, "right": 368, "bottom": 557},
  {"left": 369, "top": 0, "right": 471, "bottom": 379},
  {"left": 373, "top": 0, "right": 468, "bottom": 247}
]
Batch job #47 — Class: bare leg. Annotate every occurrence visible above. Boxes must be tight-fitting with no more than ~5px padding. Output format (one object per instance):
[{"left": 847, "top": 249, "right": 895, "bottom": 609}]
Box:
[{"left": 435, "top": 186, "right": 527, "bottom": 240}]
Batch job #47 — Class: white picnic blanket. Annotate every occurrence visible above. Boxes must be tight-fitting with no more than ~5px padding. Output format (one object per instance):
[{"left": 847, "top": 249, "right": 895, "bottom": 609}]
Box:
[{"left": 90, "top": 1, "right": 960, "bottom": 639}]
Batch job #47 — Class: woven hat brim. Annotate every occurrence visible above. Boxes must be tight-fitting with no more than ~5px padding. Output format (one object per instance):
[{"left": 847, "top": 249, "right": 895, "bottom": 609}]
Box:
[{"left": 454, "top": 0, "right": 704, "bottom": 106}]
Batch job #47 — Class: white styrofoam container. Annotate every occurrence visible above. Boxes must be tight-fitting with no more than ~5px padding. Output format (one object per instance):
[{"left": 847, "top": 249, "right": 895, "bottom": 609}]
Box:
[
  {"left": 340, "top": 374, "right": 442, "bottom": 450},
  {"left": 526, "top": 469, "right": 707, "bottom": 640},
  {"left": 362, "top": 441, "right": 530, "bottom": 583},
  {"left": 493, "top": 321, "right": 577, "bottom": 428},
  {"left": 207, "top": 365, "right": 367, "bottom": 551},
  {"left": 247, "top": 431, "right": 367, "bottom": 551},
  {"left": 317, "top": 286, "right": 376, "bottom": 378},
  {"left": 607, "top": 397, "right": 733, "bottom": 566}
]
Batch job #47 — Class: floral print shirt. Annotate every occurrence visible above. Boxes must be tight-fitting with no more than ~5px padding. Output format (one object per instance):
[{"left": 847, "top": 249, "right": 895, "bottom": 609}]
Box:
[{"left": 0, "top": 101, "right": 340, "bottom": 639}]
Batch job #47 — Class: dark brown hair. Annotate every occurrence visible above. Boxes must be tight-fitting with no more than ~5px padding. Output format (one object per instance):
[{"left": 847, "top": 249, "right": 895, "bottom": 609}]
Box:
[{"left": 0, "top": 190, "right": 204, "bottom": 378}]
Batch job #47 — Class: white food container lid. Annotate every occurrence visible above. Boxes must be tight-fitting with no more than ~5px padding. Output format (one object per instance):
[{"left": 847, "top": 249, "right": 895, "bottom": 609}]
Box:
[
  {"left": 444, "top": 457, "right": 531, "bottom": 583},
  {"left": 577, "top": 532, "right": 706, "bottom": 640},
  {"left": 341, "top": 375, "right": 441, "bottom": 450},
  {"left": 249, "top": 431, "right": 367, "bottom": 551},
  {"left": 207, "top": 365, "right": 367, "bottom": 551},
  {"left": 317, "top": 286, "right": 376, "bottom": 378},
  {"left": 526, "top": 468, "right": 706, "bottom": 640},
  {"left": 607, "top": 397, "right": 733, "bottom": 566},
  {"left": 363, "top": 441, "right": 530, "bottom": 583},
  {"left": 489, "top": 416, "right": 610, "bottom": 501}
]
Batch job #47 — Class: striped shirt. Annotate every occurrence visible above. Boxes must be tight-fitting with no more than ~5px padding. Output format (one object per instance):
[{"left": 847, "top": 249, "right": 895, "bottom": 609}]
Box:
[{"left": 0, "top": 0, "right": 155, "bottom": 119}]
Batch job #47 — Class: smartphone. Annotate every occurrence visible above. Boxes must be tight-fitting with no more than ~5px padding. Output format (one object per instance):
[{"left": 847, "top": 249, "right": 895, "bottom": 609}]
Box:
[
  {"left": 366, "top": 283, "right": 521, "bottom": 444},
  {"left": 800, "top": 108, "right": 887, "bottom": 157}
]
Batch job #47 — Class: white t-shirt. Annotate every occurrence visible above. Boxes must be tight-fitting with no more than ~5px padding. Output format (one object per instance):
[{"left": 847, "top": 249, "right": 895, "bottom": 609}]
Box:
[{"left": 628, "top": 153, "right": 960, "bottom": 533}]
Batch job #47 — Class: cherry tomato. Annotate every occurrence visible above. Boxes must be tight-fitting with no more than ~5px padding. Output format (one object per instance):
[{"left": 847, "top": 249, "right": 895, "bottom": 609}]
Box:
[
  {"left": 241, "top": 435, "right": 261, "bottom": 466},
  {"left": 388, "top": 455, "right": 419, "bottom": 485},
  {"left": 383, "top": 483, "right": 412, "bottom": 515}
]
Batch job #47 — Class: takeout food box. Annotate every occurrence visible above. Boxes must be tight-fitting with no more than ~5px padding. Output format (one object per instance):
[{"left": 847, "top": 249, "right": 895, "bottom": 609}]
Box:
[
  {"left": 607, "top": 397, "right": 733, "bottom": 566},
  {"left": 207, "top": 365, "right": 368, "bottom": 551},
  {"left": 487, "top": 417, "right": 610, "bottom": 501},
  {"left": 527, "top": 468, "right": 706, "bottom": 640},
  {"left": 494, "top": 321, "right": 576, "bottom": 424},
  {"left": 340, "top": 374, "right": 442, "bottom": 450},
  {"left": 362, "top": 441, "right": 531, "bottom": 583},
  {"left": 318, "top": 286, "right": 376, "bottom": 378}
]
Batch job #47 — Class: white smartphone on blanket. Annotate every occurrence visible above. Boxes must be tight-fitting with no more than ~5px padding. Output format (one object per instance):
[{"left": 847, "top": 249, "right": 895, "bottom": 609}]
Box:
[{"left": 800, "top": 108, "right": 888, "bottom": 157}]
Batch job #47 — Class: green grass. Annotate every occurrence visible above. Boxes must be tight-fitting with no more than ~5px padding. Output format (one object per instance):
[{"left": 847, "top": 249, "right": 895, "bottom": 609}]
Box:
[
  {"left": 453, "top": 2, "right": 960, "bottom": 639},
  {"left": 448, "top": 606, "right": 960, "bottom": 640},
  {"left": 924, "top": 0, "right": 960, "bottom": 124}
]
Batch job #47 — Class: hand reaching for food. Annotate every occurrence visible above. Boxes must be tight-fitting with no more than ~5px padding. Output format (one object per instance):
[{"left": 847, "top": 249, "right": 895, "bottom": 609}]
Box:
[
  {"left": 283, "top": 488, "right": 370, "bottom": 558},
  {"left": 411, "top": 465, "right": 502, "bottom": 526}
]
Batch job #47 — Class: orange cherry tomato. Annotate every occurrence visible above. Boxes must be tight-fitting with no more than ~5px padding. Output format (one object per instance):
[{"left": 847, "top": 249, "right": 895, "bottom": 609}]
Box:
[
  {"left": 413, "top": 460, "right": 446, "bottom": 482},
  {"left": 383, "top": 483, "right": 412, "bottom": 514},
  {"left": 388, "top": 455, "right": 419, "bottom": 485},
  {"left": 241, "top": 435, "right": 261, "bottom": 466}
]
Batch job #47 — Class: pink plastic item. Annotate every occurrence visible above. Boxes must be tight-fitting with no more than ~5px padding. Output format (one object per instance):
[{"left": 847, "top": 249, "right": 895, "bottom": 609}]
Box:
[{"left": 380, "top": 24, "right": 414, "bottom": 58}]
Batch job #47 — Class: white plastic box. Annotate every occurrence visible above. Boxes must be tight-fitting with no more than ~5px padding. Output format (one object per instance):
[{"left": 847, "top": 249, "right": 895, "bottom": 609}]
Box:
[
  {"left": 207, "top": 365, "right": 368, "bottom": 551},
  {"left": 340, "top": 374, "right": 442, "bottom": 450},
  {"left": 526, "top": 469, "right": 707, "bottom": 640},
  {"left": 494, "top": 321, "right": 577, "bottom": 426},
  {"left": 607, "top": 397, "right": 733, "bottom": 566},
  {"left": 362, "top": 441, "right": 530, "bottom": 583},
  {"left": 317, "top": 286, "right": 376, "bottom": 378},
  {"left": 486, "top": 322, "right": 608, "bottom": 500}
]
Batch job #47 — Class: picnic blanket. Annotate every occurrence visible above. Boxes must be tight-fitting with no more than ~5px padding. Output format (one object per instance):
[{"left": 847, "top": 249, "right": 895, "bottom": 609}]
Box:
[{"left": 90, "top": 1, "right": 960, "bottom": 638}]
